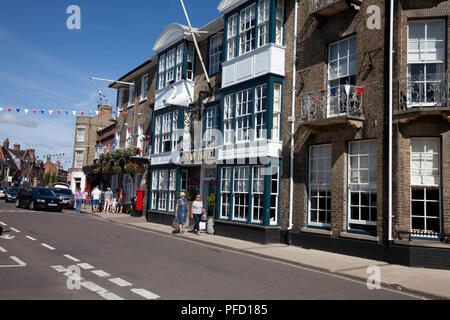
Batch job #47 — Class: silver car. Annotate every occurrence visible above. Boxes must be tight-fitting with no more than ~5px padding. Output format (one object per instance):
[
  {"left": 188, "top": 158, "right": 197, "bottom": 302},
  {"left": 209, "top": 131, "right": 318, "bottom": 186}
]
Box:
[{"left": 0, "top": 187, "right": 6, "bottom": 200}]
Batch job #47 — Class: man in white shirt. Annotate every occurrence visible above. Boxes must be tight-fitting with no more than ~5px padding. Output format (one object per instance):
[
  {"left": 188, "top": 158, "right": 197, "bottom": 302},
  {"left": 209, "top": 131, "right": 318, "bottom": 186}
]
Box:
[{"left": 92, "top": 186, "right": 102, "bottom": 213}]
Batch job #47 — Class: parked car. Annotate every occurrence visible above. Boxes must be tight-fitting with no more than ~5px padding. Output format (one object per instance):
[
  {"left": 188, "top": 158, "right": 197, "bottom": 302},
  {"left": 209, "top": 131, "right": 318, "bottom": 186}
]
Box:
[
  {"left": 5, "top": 187, "right": 23, "bottom": 203},
  {"left": 52, "top": 182, "right": 70, "bottom": 189},
  {"left": 0, "top": 187, "right": 6, "bottom": 200},
  {"left": 16, "top": 188, "right": 62, "bottom": 212},
  {"left": 51, "top": 188, "right": 74, "bottom": 209}
]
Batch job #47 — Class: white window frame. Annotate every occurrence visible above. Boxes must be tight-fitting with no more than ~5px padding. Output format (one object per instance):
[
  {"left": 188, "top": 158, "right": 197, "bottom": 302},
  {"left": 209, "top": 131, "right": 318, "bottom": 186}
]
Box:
[
  {"left": 224, "top": 94, "right": 235, "bottom": 144},
  {"left": 410, "top": 138, "right": 441, "bottom": 236},
  {"left": 154, "top": 116, "right": 162, "bottom": 154},
  {"left": 158, "top": 170, "right": 169, "bottom": 211},
  {"left": 269, "top": 165, "right": 280, "bottom": 226},
  {"left": 348, "top": 140, "right": 377, "bottom": 230},
  {"left": 209, "top": 33, "right": 223, "bottom": 75},
  {"left": 176, "top": 44, "right": 184, "bottom": 82},
  {"left": 166, "top": 48, "right": 176, "bottom": 85},
  {"left": 227, "top": 14, "right": 238, "bottom": 60},
  {"left": 140, "top": 75, "right": 148, "bottom": 102},
  {"left": 171, "top": 111, "right": 179, "bottom": 152},
  {"left": 255, "top": 84, "right": 267, "bottom": 140},
  {"left": 128, "top": 83, "right": 135, "bottom": 107},
  {"left": 137, "top": 124, "right": 144, "bottom": 152},
  {"left": 220, "top": 167, "right": 232, "bottom": 219},
  {"left": 272, "top": 83, "right": 282, "bottom": 141},
  {"left": 159, "top": 54, "right": 166, "bottom": 89},
  {"left": 162, "top": 113, "right": 172, "bottom": 153},
  {"left": 187, "top": 43, "right": 195, "bottom": 81},
  {"left": 76, "top": 127, "right": 86, "bottom": 143},
  {"left": 258, "top": 0, "right": 270, "bottom": 47},
  {"left": 308, "top": 144, "right": 332, "bottom": 228},
  {"left": 236, "top": 89, "right": 252, "bottom": 142},
  {"left": 252, "top": 166, "right": 265, "bottom": 224},
  {"left": 169, "top": 169, "right": 177, "bottom": 212},
  {"left": 117, "top": 89, "right": 124, "bottom": 112},
  {"left": 239, "top": 4, "right": 256, "bottom": 55},
  {"left": 407, "top": 19, "right": 446, "bottom": 107},
  {"left": 151, "top": 171, "right": 158, "bottom": 210},
  {"left": 275, "top": 0, "right": 284, "bottom": 45},
  {"left": 233, "top": 166, "right": 249, "bottom": 222},
  {"left": 74, "top": 150, "right": 84, "bottom": 169}
]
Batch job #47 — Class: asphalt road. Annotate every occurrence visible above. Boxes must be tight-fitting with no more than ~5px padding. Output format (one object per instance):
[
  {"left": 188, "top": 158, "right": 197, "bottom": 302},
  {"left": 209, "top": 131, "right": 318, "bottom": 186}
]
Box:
[{"left": 0, "top": 200, "right": 427, "bottom": 300}]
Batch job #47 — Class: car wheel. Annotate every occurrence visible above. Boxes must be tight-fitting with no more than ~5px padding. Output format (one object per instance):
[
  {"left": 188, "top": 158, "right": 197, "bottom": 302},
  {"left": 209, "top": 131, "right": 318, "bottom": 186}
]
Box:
[
  {"left": 29, "top": 201, "right": 35, "bottom": 211},
  {"left": 16, "top": 199, "right": 20, "bottom": 208}
]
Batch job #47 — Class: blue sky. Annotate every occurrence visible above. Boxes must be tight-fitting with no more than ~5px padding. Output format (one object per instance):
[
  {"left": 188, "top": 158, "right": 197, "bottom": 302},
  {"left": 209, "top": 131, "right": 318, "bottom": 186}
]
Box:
[{"left": 0, "top": 0, "right": 221, "bottom": 169}]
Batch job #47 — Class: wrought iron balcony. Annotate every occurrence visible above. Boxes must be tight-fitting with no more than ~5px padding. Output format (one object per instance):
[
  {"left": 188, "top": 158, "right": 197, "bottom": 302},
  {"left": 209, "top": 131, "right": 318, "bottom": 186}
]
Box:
[
  {"left": 310, "top": 0, "right": 362, "bottom": 16},
  {"left": 398, "top": 73, "right": 449, "bottom": 110},
  {"left": 301, "top": 85, "right": 364, "bottom": 126}
]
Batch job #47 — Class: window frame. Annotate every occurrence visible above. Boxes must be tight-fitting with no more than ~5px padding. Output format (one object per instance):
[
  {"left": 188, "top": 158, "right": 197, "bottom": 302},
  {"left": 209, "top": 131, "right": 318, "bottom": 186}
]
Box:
[
  {"left": 140, "top": 75, "right": 148, "bottom": 102},
  {"left": 209, "top": 32, "right": 223, "bottom": 75},
  {"left": 239, "top": 4, "right": 256, "bottom": 55}
]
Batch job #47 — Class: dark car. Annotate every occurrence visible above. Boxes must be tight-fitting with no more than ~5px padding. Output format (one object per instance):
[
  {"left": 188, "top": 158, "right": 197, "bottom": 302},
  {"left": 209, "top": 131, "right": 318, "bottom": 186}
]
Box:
[
  {"left": 5, "top": 187, "right": 23, "bottom": 203},
  {"left": 51, "top": 188, "right": 74, "bottom": 209},
  {"left": 16, "top": 188, "right": 62, "bottom": 212}
]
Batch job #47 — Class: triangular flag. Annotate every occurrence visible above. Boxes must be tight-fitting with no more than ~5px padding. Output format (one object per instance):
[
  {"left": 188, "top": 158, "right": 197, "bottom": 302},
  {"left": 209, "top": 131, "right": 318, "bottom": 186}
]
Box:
[
  {"left": 24, "top": 109, "right": 29, "bottom": 114},
  {"left": 33, "top": 110, "right": 37, "bottom": 114},
  {"left": 72, "top": 111, "right": 77, "bottom": 116},
  {"left": 344, "top": 85, "right": 350, "bottom": 95},
  {"left": 81, "top": 111, "right": 84, "bottom": 116},
  {"left": 124, "top": 112, "right": 128, "bottom": 116},
  {"left": 0, "top": 108, "right": 3, "bottom": 112},
  {"left": 57, "top": 110, "right": 61, "bottom": 115},
  {"left": 66, "top": 111, "right": 69, "bottom": 116},
  {"left": 8, "top": 108, "right": 12, "bottom": 112},
  {"left": 136, "top": 134, "right": 139, "bottom": 137},
  {"left": 16, "top": 109, "right": 20, "bottom": 113},
  {"left": 331, "top": 87, "right": 337, "bottom": 95},
  {"left": 312, "top": 98, "right": 317, "bottom": 105},
  {"left": 146, "top": 136, "right": 150, "bottom": 140},
  {"left": 95, "top": 111, "right": 99, "bottom": 116},
  {"left": 102, "top": 111, "right": 106, "bottom": 115},
  {"left": 40, "top": 110, "right": 45, "bottom": 114},
  {"left": 357, "top": 87, "right": 363, "bottom": 97},
  {"left": 48, "top": 110, "right": 54, "bottom": 115}
]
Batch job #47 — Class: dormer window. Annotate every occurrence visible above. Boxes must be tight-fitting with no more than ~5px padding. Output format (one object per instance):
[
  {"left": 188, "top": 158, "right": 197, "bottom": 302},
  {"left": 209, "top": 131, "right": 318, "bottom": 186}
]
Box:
[{"left": 157, "top": 41, "right": 195, "bottom": 89}]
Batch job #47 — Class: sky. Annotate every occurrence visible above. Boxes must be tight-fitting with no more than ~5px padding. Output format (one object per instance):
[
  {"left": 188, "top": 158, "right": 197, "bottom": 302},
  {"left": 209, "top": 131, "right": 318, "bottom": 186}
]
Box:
[{"left": 0, "top": 0, "right": 221, "bottom": 169}]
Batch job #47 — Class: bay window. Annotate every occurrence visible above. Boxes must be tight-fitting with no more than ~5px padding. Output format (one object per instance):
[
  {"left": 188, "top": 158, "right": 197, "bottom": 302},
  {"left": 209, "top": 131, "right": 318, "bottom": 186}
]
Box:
[
  {"left": 151, "top": 171, "right": 158, "bottom": 210},
  {"left": 176, "top": 44, "right": 184, "bottom": 82},
  {"left": 158, "top": 170, "right": 169, "bottom": 211},
  {"left": 407, "top": 20, "right": 446, "bottom": 106},
  {"left": 205, "top": 105, "right": 220, "bottom": 147},
  {"left": 154, "top": 116, "right": 162, "bottom": 154},
  {"left": 252, "top": 166, "right": 265, "bottom": 223},
  {"left": 153, "top": 111, "right": 179, "bottom": 154},
  {"left": 224, "top": 94, "right": 235, "bottom": 144},
  {"left": 272, "top": 83, "right": 282, "bottom": 140},
  {"left": 239, "top": 4, "right": 256, "bottom": 55},
  {"left": 309, "top": 144, "right": 332, "bottom": 227},
  {"left": 348, "top": 140, "right": 377, "bottom": 233},
  {"left": 166, "top": 48, "right": 176, "bottom": 85},
  {"left": 169, "top": 169, "right": 177, "bottom": 212},
  {"left": 162, "top": 113, "right": 172, "bottom": 153},
  {"left": 410, "top": 138, "right": 441, "bottom": 236}
]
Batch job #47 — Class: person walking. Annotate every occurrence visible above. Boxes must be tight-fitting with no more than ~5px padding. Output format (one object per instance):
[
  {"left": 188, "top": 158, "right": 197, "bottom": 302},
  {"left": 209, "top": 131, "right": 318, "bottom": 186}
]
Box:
[
  {"left": 92, "top": 186, "right": 102, "bottom": 213},
  {"left": 191, "top": 194, "right": 204, "bottom": 235},
  {"left": 118, "top": 187, "right": 125, "bottom": 213},
  {"left": 103, "top": 187, "right": 113, "bottom": 213},
  {"left": 82, "top": 189, "right": 88, "bottom": 209},
  {"left": 74, "top": 188, "right": 83, "bottom": 214},
  {"left": 175, "top": 192, "right": 188, "bottom": 234}
]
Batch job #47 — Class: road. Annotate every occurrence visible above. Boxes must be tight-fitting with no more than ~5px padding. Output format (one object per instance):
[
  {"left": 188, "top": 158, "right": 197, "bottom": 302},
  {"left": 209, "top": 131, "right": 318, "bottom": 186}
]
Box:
[{"left": 0, "top": 200, "right": 427, "bottom": 300}]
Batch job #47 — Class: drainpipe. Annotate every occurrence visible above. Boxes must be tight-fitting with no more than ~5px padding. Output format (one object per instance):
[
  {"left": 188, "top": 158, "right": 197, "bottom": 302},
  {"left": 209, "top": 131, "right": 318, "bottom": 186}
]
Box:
[
  {"left": 287, "top": 0, "right": 299, "bottom": 244},
  {"left": 388, "top": 0, "right": 394, "bottom": 242}
]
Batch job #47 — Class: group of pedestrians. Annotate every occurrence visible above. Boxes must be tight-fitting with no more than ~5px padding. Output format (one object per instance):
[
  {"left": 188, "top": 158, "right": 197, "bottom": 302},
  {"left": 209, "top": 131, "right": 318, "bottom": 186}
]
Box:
[
  {"left": 73, "top": 186, "right": 125, "bottom": 214},
  {"left": 174, "top": 193, "right": 206, "bottom": 236}
]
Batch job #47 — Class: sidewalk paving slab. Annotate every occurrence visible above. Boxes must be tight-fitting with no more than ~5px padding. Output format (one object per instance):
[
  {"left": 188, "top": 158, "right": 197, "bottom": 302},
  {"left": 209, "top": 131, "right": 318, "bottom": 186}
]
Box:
[{"left": 81, "top": 209, "right": 450, "bottom": 300}]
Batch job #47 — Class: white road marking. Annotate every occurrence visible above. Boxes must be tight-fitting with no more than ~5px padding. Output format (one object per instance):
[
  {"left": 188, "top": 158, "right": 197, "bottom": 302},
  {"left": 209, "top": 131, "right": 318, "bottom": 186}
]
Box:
[
  {"left": 81, "top": 281, "right": 105, "bottom": 292},
  {"left": 10, "top": 256, "right": 26, "bottom": 266},
  {"left": 0, "top": 246, "right": 7, "bottom": 253},
  {"left": 91, "top": 270, "right": 111, "bottom": 278},
  {"left": 41, "top": 243, "right": 55, "bottom": 250},
  {"left": 64, "top": 254, "right": 80, "bottom": 262},
  {"left": 0, "top": 222, "right": 7, "bottom": 226},
  {"left": 0, "top": 235, "right": 15, "bottom": 240},
  {"left": 108, "top": 278, "right": 132, "bottom": 287},
  {"left": 26, "top": 236, "right": 37, "bottom": 241},
  {"left": 131, "top": 288, "right": 160, "bottom": 300},
  {"left": 98, "top": 291, "right": 124, "bottom": 300},
  {"left": 51, "top": 265, "right": 68, "bottom": 273},
  {"left": 77, "top": 263, "right": 94, "bottom": 270},
  {"left": 10, "top": 227, "right": 20, "bottom": 233},
  {"left": 81, "top": 281, "right": 124, "bottom": 300}
]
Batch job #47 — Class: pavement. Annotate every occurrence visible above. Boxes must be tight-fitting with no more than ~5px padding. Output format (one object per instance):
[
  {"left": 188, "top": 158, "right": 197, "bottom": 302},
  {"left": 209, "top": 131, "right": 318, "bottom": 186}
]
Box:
[{"left": 82, "top": 208, "right": 450, "bottom": 300}]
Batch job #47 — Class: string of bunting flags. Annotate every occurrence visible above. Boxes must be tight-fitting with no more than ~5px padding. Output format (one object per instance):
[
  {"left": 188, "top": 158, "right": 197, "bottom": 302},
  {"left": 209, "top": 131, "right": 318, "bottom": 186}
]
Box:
[{"left": 0, "top": 107, "right": 117, "bottom": 117}]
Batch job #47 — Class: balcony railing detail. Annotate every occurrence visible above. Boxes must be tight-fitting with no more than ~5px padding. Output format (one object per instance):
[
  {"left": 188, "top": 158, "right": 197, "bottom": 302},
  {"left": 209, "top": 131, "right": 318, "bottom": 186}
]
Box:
[
  {"left": 398, "top": 73, "right": 449, "bottom": 110},
  {"left": 301, "top": 85, "right": 363, "bottom": 123},
  {"left": 395, "top": 230, "right": 450, "bottom": 244}
]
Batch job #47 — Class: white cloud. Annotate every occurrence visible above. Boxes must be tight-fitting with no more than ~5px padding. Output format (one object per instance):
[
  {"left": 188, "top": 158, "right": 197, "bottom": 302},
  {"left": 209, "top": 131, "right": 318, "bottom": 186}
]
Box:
[{"left": 0, "top": 113, "right": 38, "bottom": 128}]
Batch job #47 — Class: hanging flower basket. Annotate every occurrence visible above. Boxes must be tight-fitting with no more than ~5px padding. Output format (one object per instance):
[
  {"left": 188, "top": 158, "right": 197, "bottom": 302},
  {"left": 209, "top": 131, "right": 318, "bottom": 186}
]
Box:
[{"left": 124, "top": 162, "right": 139, "bottom": 174}]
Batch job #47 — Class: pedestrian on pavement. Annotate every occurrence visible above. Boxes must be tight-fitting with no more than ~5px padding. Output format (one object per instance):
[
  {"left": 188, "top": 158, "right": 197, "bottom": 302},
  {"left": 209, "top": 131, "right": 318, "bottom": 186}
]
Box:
[
  {"left": 82, "top": 189, "right": 88, "bottom": 209},
  {"left": 74, "top": 188, "right": 83, "bottom": 213},
  {"left": 191, "top": 194, "right": 204, "bottom": 235},
  {"left": 118, "top": 187, "right": 125, "bottom": 213},
  {"left": 175, "top": 192, "right": 188, "bottom": 234},
  {"left": 92, "top": 186, "right": 102, "bottom": 213},
  {"left": 103, "top": 187, "right": 113, "bottom": 213}
]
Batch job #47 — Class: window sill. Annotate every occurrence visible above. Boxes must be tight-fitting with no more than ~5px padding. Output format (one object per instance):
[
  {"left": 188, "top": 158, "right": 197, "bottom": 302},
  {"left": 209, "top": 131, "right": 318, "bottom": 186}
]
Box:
[
  {"left": 340, "top": 232, "right": 379, "bottom": 242},
  {"left": 215, "top": 219, "right": 280, "bottom": 230},
  {"left": 301, "top": 227, "right": 332, "bottom": 236},
  {"left": 139, "top": 98, "right": 147, "bottom": 104}
]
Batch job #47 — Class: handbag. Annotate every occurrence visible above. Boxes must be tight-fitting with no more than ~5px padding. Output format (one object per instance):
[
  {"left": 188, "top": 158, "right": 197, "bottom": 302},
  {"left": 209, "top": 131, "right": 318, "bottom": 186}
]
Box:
[
  {"left": 201, "top": 208, "right": 207, "bottom": 222},
  {"left": 172, "top": 216, "right": 180, "bottom": 233}
]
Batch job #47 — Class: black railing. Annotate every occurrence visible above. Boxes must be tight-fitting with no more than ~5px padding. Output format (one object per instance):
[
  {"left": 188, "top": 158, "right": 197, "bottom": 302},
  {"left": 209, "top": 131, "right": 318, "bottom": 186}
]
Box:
[{"left": 395, "top": 230, "right": 450, "bottom": 244}]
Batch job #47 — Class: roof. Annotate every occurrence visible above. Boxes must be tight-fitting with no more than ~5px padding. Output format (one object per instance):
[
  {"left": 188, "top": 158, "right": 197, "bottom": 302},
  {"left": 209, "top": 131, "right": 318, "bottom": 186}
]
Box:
[
  {"left": 0, "top": 147, "right": 19, "bottom": 171},
  {"left": 109, "top": 57, "right": 157, "bottom": 89}
]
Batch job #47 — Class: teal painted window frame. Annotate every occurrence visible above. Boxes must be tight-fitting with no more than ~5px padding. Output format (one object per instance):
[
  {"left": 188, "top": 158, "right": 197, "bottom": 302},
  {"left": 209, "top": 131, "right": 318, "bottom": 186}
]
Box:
[
  {"left": 151, "top": 106, "right": 184, "bottom": 155},
  {"left": 148, "top": 166, "right": 179, "bottom": 214},
  {"left": 156, "top": 40, "right": 190, "bottom": 90}
]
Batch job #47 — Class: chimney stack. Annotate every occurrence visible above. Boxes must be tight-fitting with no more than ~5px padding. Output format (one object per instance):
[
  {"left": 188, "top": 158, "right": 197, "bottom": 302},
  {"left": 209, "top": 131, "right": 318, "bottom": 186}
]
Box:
[
  {"left": 27, "top": 149, "right": 35, "bottom": 160},
  {"left": 13, "top": 144, "right": 20, "bottom": 151},
  {"left": 3, "top": 138, "right": 9, "bottom": 149}
]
